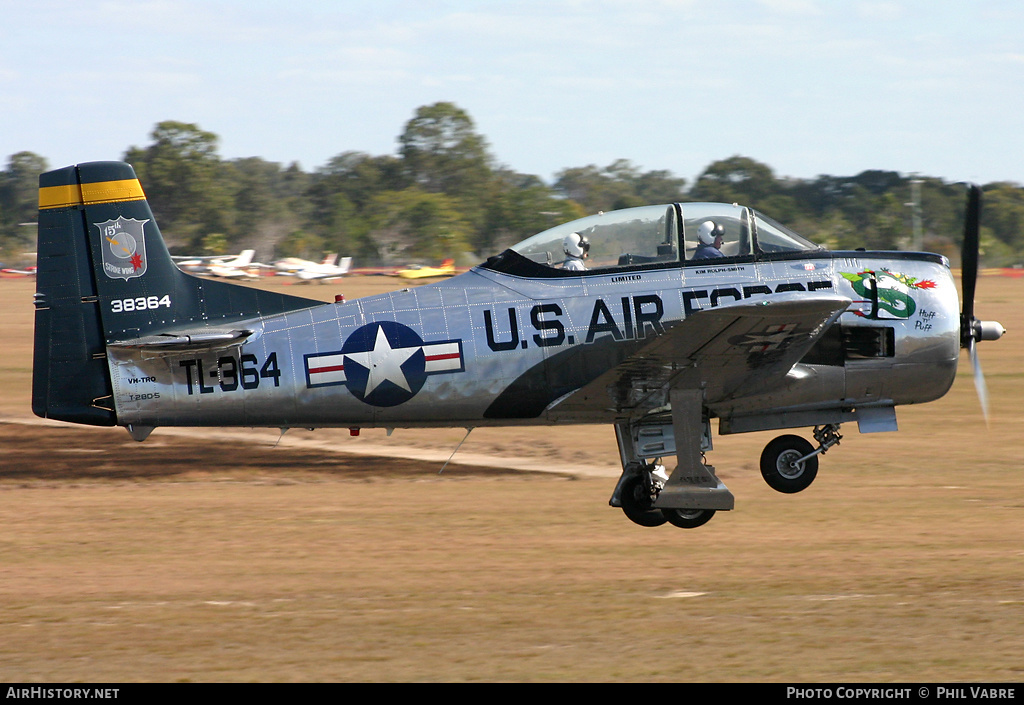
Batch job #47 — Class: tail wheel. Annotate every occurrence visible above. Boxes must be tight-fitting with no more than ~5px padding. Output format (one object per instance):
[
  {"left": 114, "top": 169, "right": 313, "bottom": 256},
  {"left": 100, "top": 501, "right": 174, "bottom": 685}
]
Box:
[
  {"left": 760, "top": 435, "right": 818, "bottom": 494},
  {"left": 661, "top": 507, "right": 716, "bottom": 529},
  {"left": 620, "top": 473, "right": 667, "bottom": 527}
]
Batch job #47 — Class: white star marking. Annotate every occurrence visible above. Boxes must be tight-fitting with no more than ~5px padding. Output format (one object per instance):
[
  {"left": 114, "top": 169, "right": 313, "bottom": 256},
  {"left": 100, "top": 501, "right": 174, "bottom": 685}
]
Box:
[{"left": 343, "top": 325, "right": 420, "bottom": 394}]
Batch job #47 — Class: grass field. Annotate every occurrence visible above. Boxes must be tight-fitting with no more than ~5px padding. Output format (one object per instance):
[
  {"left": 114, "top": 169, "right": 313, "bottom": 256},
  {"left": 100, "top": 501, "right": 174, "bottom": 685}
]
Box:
[{"left": 1, "top": 273, "right": 1022, "bottom": 682}]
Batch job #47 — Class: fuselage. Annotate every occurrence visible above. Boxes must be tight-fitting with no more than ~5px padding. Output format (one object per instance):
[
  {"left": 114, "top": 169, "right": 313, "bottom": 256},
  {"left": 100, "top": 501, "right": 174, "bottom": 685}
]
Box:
[{"left": 107, "top": 249, "right": 960, "bottom": 432}]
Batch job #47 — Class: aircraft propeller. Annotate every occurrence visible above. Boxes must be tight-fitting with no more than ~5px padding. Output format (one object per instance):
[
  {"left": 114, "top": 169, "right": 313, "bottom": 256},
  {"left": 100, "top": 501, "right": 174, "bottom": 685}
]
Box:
[{"left": 959, "top": 184, "right": 1005, "bottom": 423}]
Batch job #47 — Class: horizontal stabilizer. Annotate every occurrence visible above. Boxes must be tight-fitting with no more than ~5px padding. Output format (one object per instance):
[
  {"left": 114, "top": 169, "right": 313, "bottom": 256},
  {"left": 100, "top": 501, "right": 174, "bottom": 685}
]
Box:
[{"left": 107, "top": 328, "right": 254, "bottom": 352}]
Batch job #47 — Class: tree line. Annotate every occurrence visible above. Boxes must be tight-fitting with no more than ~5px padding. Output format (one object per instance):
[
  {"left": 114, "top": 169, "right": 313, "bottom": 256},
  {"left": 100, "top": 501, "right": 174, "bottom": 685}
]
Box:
[{"left": 2, "top": 102, "right": 1023, "bottom": 267}]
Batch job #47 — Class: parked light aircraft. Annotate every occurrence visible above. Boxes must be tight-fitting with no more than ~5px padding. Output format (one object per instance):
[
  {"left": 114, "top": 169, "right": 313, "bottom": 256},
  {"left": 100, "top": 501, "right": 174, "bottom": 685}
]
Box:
[
  {"left": 274, "top": 253, "right": 352, "bottom": 281},
  {"left": 33, "top": 161, "right": 1004, "bottom": 529},
  {"left": 274, "top": 252, "right": 336, "bottom": 272},
  {"left": 172, "top": 249, "right": 256, "bottom": 276},
  {"left": 205, "top": 249, "right": 261, "bottom": 279},
  {"left": 395, "top": 258, "right": 457, "bottom": 279}
]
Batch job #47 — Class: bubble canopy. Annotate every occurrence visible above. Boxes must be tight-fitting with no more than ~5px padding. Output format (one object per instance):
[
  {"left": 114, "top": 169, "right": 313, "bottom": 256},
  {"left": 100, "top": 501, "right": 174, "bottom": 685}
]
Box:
[{"left": 505, "top": 203, "right": 822, "bottom": 274}]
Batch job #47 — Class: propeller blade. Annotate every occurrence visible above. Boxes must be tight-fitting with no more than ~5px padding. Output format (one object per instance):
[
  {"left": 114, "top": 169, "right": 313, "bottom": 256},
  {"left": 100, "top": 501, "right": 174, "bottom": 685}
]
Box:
[
  {"left": 969, "top": 339, "right": 990, "bottom": 427},
  {"left": 960, "top": 184, "right": 981, "bottom": 346},
  {"left": 959, "top": 186, "right": 1002, "bottom": 424}
]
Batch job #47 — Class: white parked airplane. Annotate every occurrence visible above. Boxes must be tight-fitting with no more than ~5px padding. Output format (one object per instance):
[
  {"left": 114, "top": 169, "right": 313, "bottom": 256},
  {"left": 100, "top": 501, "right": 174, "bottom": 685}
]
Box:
[
  {"left": 274, "top": 253, "right": 352, "bottom": 281},
  {"left": 206, "top": 250, "right": 260, "bottom": 279},
  {"left": 173, "top": 249, "right": 257, "bottom": 277}
]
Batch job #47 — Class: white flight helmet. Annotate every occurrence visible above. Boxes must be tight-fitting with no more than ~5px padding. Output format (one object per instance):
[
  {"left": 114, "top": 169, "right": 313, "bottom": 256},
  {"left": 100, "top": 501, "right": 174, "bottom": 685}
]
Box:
[
  {"left": 698, "top": 220, "right": 725, "bottom": 245},
  {"left": 563, "top": 232, "right": 590, "bottom": 258}
]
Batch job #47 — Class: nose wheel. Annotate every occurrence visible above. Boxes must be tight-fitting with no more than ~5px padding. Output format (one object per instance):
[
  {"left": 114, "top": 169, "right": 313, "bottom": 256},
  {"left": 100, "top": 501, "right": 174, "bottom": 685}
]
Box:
[
  {"left": 760, "top": 425, "right": 841, "bottom": 494},
  {"left": 760, "top": 435, "right": 818, "bottom": 493}
]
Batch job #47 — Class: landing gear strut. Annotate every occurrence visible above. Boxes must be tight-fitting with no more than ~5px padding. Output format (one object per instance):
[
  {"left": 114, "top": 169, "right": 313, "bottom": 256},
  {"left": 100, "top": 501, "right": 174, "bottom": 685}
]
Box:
[{"left": 760, "top": 424, "right": 842, "bottom": 494}]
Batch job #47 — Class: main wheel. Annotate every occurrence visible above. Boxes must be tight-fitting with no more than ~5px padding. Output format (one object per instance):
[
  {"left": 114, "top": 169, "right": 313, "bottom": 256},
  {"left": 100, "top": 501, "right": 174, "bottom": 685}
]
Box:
[
  {"left": 661, "top": 507, "right": 716, "bottom": 529},
  {"left": 620, "top": 473, "right": 667, "bottom": 527},
  {"left": 760, "top": 435, "right": 818, "bottom": 494}
]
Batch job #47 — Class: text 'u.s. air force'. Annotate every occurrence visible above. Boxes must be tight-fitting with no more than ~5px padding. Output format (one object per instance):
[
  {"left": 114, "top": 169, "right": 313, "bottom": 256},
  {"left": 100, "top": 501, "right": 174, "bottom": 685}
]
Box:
[{"left": 484, "top": 295, "right": 664, "bottom": 351}]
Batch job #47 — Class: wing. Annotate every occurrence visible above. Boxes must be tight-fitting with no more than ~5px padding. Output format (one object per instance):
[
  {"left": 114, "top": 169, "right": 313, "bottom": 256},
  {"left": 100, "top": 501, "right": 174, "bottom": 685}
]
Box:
[{"left": 548, "top": 294, "right": 851, "bottom": 418}]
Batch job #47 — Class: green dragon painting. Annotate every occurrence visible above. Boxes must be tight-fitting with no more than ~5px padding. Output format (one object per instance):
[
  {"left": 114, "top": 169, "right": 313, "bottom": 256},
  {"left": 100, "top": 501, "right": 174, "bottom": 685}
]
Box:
[{"left": 840, "top": 269, "right": 936, "bottom": 319}]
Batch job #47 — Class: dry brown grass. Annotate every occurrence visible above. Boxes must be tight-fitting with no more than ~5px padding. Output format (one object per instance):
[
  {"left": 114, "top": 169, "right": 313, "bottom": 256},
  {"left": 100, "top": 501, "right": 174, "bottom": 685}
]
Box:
[{"left": 1, "top": 273, "right": 1023, "bottom": 682}]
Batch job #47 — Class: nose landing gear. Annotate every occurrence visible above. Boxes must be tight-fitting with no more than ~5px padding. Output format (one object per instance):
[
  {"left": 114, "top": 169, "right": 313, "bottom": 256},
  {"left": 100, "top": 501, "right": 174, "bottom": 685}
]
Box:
[{"left": 760, "top": 424, "right": 842, "bottom": 494}]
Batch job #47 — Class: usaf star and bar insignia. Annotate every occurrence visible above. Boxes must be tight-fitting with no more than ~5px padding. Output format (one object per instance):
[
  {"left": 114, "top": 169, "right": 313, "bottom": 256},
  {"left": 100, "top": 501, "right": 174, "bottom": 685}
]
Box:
[{"left": 304, "top": 321, "right": 464, "bottom": 407}]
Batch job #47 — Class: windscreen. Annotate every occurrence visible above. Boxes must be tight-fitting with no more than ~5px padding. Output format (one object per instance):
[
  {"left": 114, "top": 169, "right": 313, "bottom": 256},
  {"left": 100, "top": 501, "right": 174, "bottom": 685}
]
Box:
[{"left": 753, "top": 211, "right": 822, "bottom": 253}]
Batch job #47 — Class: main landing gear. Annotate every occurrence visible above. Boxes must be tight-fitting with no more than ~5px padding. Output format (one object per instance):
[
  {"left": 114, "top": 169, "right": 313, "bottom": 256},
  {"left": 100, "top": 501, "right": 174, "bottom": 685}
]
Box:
[
  {"left": 617, "top": 463, "right": 717, "bottom": 529},
  {"left": 610, "top": 392, "right": 733, "bottom": 530}
]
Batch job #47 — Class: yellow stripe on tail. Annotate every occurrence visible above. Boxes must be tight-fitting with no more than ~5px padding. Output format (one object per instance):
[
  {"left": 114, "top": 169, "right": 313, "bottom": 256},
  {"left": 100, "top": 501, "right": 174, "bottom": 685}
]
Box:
[{"left": 38, "top": 178, "right": 145, "bottom": 210}]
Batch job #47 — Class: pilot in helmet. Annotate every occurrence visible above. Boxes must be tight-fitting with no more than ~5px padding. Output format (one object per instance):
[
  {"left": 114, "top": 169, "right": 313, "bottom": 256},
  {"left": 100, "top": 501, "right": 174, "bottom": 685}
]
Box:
[
  {"left": 693, "top": 220, "right": 726, "bottom": 259},
  {"left": 562, "top": 232, "right": 590, "bottom": 270}
]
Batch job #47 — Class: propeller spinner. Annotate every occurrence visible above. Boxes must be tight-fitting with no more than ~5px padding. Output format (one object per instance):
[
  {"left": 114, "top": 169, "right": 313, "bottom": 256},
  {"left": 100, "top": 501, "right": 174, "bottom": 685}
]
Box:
[{"left": 959, "top": 184, "right": 1006, "bottom": 422}]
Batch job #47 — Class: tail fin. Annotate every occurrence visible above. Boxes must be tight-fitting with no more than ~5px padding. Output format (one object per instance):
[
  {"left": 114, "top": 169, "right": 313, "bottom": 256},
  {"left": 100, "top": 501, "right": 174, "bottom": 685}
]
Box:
[
  {"left": 32, "top": 161, "right": 321, "bottom": 426},
  {"left": 232, "top": 249, "right": 255, "bottom": 266}
]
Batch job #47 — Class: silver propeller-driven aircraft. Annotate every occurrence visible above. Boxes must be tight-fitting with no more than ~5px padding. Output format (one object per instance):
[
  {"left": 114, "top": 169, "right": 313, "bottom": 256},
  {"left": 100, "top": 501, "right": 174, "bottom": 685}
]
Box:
[{"left": 32, "top": 161, "right": 1004, "bottom": 529}]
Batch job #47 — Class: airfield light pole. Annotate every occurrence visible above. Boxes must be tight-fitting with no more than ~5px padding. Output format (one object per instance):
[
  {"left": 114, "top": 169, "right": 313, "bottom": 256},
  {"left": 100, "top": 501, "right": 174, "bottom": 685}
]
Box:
[{"left": 907, "top": 178, "right": 923, "bottom": 251}]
